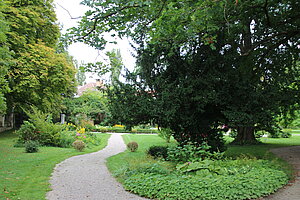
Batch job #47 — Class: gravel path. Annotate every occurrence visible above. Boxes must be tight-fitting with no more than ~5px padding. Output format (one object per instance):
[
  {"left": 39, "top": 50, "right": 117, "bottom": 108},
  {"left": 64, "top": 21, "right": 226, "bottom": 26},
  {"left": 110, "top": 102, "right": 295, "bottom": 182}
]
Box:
[
  {"left": 263, "top": 146, "right": 300, "bottom": 200},
  {"left": 46, "top": 133, "right": 147, "bottom": 200}
]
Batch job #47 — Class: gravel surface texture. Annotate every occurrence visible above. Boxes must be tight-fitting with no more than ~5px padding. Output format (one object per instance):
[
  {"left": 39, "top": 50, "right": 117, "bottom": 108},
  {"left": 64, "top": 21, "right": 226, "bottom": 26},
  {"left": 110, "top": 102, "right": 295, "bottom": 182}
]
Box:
[
  {"left": 46, "top": 133, "right": 147, "bottom": 200},
  {"left": 262, "top": 146, "right": 300, "bottom": 200}
]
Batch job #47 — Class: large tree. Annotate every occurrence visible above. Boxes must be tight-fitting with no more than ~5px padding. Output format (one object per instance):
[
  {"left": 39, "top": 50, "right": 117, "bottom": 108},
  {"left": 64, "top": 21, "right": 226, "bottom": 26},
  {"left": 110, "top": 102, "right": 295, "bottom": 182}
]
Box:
[
  {"left": 3, "top": 0, "right": 76, "bottom": 119},
  {"left": 8, "top": 43, "right": 76, "bottom": 114},
  {"left": 0, "top": 1, "right": 11, "bottom": 114},
  {"left": 70, "top": 0, "right": 300, "bottom": 146}
]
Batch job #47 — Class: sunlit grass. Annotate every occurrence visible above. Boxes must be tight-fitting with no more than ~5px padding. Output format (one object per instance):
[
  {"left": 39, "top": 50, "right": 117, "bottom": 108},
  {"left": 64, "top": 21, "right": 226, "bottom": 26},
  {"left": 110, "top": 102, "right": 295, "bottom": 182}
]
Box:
[{"left": 0, "top": 130, "right": 110, "bottom": 200}]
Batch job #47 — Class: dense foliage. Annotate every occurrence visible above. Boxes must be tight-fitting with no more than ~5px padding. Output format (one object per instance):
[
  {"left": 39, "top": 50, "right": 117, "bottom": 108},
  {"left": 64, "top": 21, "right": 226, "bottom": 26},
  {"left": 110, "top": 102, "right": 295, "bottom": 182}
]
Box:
[
  {"left": 0, "top": 1, "right": 11, "bottom": 114},
  {"left": 64, "top": 90, "right": 110, "bottom": 126},
  {"left": 70, "top": 0, "right": 300, "bottom": 146},
  {"left": 16, "top": 107, "right": 102, "bottom": 148},
  {"left": 0, "top": 0, "right": 76, "bottom": 121},
  {"left": 123, "top": 160, "right": 288, "bottom": 200}
]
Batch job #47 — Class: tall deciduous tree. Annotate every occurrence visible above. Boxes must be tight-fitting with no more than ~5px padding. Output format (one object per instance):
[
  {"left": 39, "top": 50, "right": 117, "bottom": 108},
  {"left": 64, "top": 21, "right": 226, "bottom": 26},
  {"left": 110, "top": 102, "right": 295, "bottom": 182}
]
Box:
[
  {"left": 0, "top": 1, "right": 11, "bottom": 114},
  {"left": 8, "top": 43, "right": 76, "bottom": 114},
  {"left": 3, "top": 0, "right": 76, "bottom": 119},
  {"left": 70, "top": 0, "right": 299, "bottom": 146}
]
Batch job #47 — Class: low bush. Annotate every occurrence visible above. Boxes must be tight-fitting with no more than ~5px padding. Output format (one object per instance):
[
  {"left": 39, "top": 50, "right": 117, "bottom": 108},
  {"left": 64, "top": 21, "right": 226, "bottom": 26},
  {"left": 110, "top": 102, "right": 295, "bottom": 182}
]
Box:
[
  {"left": 281, "top": 132, "right": 292, "bottom": 138},
  {"left": 147, "top": 146, "right": 168, "bottom": 159},
  {"left": 268, "top": 131, "right": 281, "bottom": 138},
  {"left": 59, "top": 131, "right": 75, "bottom": 148},
  {"left": 228, "top": 129, "right": 237, "bottom": 138},
  {"left": 25, "top": 140, "right": 39, "bottom": 153},
  {"left": 17, "top": 107, "right": 64, "bottom": 146},
  {"left": 127, "top": 141, "right": 139, "bottom": 152},
  {"left": 16, "top": 121, "right": 36, "bottom": 142},
  {"left": 158, "top": 128, "right": 173, "bottom": 143},
  {"left": 72, "top": 140, "right": 86, "bottom": 151},
  {"left": 123, "top": 159, "right": 288, "bottom": 200},
  {"left": 167, "top": 142, "right": 223, "bottom": 163}
]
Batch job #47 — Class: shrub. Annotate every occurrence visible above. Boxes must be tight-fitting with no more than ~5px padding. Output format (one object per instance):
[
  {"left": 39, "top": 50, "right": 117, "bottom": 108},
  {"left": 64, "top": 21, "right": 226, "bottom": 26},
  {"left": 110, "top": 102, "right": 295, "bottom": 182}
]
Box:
[
  {"left": 85, "top": 123, "right": 97, "bottom": 132},
  {"left": 228, "top": 129, "right": 237, "bottom": 138},
  {"left": 281, "top": 131, "right": 292, "bottom": 138},
  {"left": 255, "top": 130, "right": 266, "bottom": 138},
  {"left": 22, "top": 107, "right": 64, "bottom": 146},
  {"left": 158, "top": 128, "right": 173, "bottom": 143},
  {"left": 127, "top": 141, "right": 138, "bottom": 152},
  {"left": 16, "top": 121, "right": 36, "bottom": 142},
  {"left": 72, "top": 140, "right": 86, "bottom": 151},
  {"left": 25, "top": 140, "right": 39, "bottom": 153},
  {"left": 167, "top": 142, "right": 223, "bottom": 163},
  {"left": 59, "top": 131, "right": 75, "bottom": 148},
  {"left": 268, "top": 131, "right": 281, "bottom": 138},
  {"left": 147, "top": 146, "right": 168, "bottom": 159}
]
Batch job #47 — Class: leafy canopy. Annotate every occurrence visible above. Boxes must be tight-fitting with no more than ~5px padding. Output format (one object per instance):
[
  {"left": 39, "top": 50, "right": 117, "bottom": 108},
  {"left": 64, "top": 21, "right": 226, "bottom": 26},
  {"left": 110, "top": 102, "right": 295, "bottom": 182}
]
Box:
[{"left": 70, "top": 0, "right": 299, "bottom": 145}]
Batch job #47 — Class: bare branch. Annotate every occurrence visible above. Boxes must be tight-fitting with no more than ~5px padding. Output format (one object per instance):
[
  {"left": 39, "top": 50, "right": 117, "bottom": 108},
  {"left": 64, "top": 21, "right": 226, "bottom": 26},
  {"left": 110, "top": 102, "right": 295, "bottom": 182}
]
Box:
[{"left": 56, "top": 3, "right": 82, "bottom": 20}]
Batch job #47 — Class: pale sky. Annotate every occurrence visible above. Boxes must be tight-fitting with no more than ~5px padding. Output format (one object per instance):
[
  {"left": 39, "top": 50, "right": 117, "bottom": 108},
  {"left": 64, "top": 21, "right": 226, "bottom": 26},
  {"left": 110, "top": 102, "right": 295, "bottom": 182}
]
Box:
[{"left": 53, "top": 0, "right": 136, "bottom": 82}]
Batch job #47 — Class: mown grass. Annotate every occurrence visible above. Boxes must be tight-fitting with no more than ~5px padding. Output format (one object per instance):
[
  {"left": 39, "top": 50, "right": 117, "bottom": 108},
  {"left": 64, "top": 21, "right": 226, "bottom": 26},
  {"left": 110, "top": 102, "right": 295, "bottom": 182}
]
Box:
[
  {"left": 226, "top": 136, "right": 300, "bottom": 158},
  {"left": 0, "top": 130, "right": 110, "bottom": 200}
]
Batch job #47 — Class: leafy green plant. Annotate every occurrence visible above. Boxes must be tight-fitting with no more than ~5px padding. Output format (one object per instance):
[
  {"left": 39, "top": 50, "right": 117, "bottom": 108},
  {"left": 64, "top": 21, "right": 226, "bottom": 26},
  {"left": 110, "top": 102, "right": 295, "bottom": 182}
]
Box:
[
  {"left": 127, "top": 141, "right": 139, "bottom": 152},
  {"left": 167, "top": 142, "right": 223, "bottom": 163},
  {"left": 24, "top": 140, "right": 39, "bottom": 153},
  {"left": 228, "top": 129, "right": 237, "bottom": 138},
  {"left": 255, "top": 130, "right": 266, "bottom": 138},
  {"left": 123, "top": 159, "right": 288, "bottom": 200},
  {"left": 268, "top": 131, "right": 281, "bottom": 138},
  {"left": 281, "top": 132, "right": 292, "bottom": 138},
  {"left": 59, "top": 131, "right": 75, "bottom": 148},
  {"left": 16, "top": 121, "right": 36, "bottom": 142},
  {"left": 158, "top": 128, "right": 173, "bottom": 143},
  {"left": 72, "top": 140, "right": 86, "bottom": 151},
  {"left": 147, "top": 145, "right": 168, "bottom": 159},
  {"left": 19, "top": 107, "right": 65, "bottom": 146}
]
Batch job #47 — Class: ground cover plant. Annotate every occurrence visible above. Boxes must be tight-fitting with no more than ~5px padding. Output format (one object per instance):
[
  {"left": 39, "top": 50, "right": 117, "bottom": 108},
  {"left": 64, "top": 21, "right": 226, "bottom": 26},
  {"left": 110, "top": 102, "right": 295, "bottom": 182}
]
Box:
[
  {"left": 0, "top": 130, "right": 110, "bottom": 200},
  {"left": 107, "top": 134, "right": 300, "bottom": 200}
]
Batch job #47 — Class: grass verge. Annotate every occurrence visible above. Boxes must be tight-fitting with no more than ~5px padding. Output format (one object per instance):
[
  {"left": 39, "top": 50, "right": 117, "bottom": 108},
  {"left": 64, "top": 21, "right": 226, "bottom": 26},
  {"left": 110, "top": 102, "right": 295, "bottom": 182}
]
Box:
[{"left": 0, "top": 130, "right": 110, "bottom": 200}]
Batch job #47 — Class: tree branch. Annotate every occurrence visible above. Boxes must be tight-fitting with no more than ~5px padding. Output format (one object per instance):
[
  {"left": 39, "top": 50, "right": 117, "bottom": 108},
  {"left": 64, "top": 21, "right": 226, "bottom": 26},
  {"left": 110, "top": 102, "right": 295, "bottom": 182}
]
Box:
[
  {"left": 79, "top": 5, "right": 141, "bottom": 40},
  {"left": 56, "top": 3, "right": 82, "bottom": 20}
]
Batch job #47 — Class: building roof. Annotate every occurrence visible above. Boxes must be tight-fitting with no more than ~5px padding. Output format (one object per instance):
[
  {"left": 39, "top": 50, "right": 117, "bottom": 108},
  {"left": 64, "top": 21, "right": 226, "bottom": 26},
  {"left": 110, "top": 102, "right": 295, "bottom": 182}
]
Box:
[{"left": 76, "top": 80, "right": 105, "bottom": 97}]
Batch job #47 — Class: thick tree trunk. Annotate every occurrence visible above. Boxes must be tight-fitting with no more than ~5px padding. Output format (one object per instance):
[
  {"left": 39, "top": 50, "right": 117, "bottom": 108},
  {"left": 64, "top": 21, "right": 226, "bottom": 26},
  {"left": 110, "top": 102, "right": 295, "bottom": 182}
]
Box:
[{"left": 232, "top": 126, "right": 258, "bottom": 145}]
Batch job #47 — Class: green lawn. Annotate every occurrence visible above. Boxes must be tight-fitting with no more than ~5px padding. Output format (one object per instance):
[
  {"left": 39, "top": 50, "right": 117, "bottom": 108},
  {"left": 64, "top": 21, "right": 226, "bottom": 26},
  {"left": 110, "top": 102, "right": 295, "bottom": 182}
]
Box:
[
  {"left": 0, "top": 130, "right": 110, "bottom": 200},
  {"left": 291, "top": 130, "right": 300, "bottom": 134},
  {"left": 226, "top": 136, "right": 300, "bottom": 158}
]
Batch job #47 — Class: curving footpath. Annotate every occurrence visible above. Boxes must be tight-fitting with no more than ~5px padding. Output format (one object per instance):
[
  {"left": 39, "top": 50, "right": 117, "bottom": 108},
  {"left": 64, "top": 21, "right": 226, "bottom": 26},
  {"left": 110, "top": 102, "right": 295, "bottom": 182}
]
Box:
[
  {"left": 263, "top": 146, "right": 300, "bottom": 200},
  {"left": 46, "top": 133, "right": 147, "bottom": 200}
]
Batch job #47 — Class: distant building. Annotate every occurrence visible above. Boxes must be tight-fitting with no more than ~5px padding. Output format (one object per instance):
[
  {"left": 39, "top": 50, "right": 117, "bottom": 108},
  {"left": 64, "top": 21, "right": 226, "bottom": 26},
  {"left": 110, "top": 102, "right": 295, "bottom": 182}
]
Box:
[{"left": 76, "top": 79, "right": 105, "bottom": 97}]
